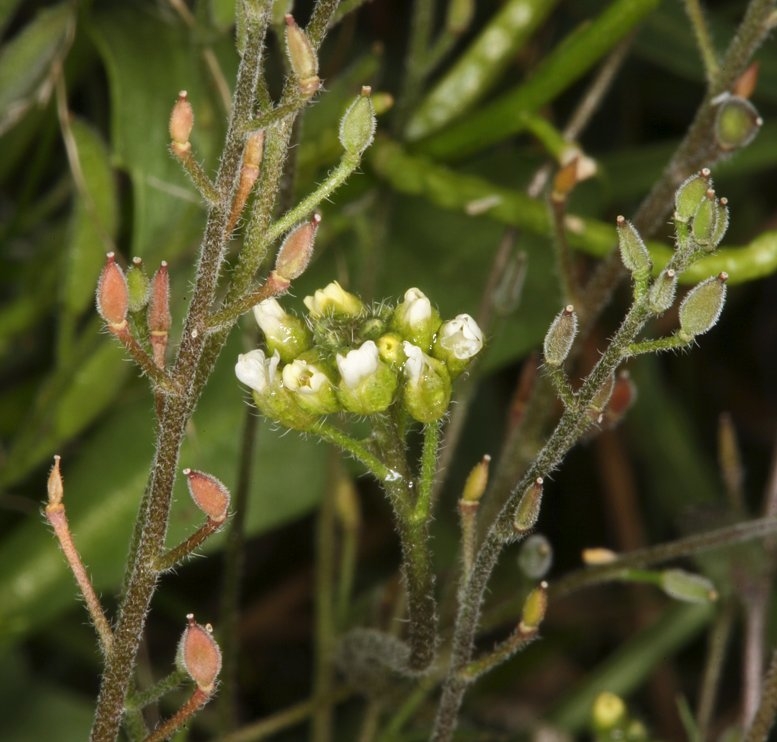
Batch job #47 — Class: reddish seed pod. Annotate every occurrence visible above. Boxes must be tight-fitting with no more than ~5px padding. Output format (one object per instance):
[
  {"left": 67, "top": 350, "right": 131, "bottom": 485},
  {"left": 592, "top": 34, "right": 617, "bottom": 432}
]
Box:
[
  {"left": 184, "top": 468, "right": 230, "bottom": 523},
  {"left": 169, "top": 91, "right": 194, "bottom": 154},
  {"left": 274, "top": 213, "right": 321, "bottom": 282},
  {"left": 96, "top": 253, "right": 129, "bottom": 327},
  {"left": 179, "top": 615, "right": 222, "bottom": 693}
]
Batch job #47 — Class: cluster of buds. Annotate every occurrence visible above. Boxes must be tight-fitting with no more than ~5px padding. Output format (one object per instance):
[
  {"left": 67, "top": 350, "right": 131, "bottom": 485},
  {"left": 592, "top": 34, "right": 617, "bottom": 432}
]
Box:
[{"left": 235, "top": 283, "right": 484, "bottom": 428}]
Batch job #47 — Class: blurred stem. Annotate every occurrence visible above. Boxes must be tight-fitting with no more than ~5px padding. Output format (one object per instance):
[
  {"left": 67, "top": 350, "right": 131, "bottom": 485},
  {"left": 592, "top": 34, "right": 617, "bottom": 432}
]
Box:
[
  {"left": 744, "top": 648, "right": 777, "bottom": 742},
  {"left": 394, "top": 0, "right": 436, "bottom": 131},
  {"left": 217, "top": 408, "right": 259, "bottom": 733},
  {"left": 683, "top": 0, "right": 720, "bottom": 83},
  {"left": 696, "top": 601, "right": 735, "bottom": 739}
]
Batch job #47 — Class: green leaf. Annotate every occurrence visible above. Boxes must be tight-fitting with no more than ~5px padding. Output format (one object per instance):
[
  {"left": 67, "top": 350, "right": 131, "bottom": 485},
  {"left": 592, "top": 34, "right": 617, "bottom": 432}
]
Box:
[
  {"left": 0, "top": 332, "right": 327, "bottom": 644},
  {"left": 0, "top": 2, "right": 74, "bottom": 134},
  {"left": 61, "top": 118, "right": 119, "bottom": 328}
]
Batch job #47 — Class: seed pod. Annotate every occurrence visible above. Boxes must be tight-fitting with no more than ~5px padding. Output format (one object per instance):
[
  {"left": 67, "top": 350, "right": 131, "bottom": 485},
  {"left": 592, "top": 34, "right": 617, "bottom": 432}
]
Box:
[
  {"left": 284, "top": 14, "right": 320, "bottom": 98},
  {"left": 648, "top": 268, "right": 677, "bottom": 315},
  {"left": 674, "top": 168, "right": 711, "bottom": 224},
  {"left": 616, "top": 215, "right": 651, "bottom": 277},
  {"left": 96, "top": 253, "right": 129, "bottom": 328},
  {"left": 461, "top": 454, "right": 490, "bottom": 503},
  {"left": 178, "top": 615, "right": 222, "bottom": 693},
  {"left": 710, "top": 196, "right": 730, "bottom": 249},
  {"left": 513, "top": 477, "right": 543, "bottom": 533},
  {"left": 519, "top": 581, "right": 548, "bottom": 631},
  {"left": 715, "top": 94, "right": 762, "bottom": 151},
  {"left": 126, "top": 257, "right": 150, "bottom": 313},
  {"left": 660, "top": 569, "right": 718, "bottom": 604},
  {"left": 543, "top": 305, "right": 577, "bottom": 367},
  {"left": 169, "top": 91, "right": 194, "bottom": 156},
  {"left": 678, "top": 273, "right": 728, "bottom": 341},
  {"left": 691, "top": 189, "right": 719, "bottom": 249},
  {"left": 339, "top": 86, "right": 377, "bottom": 156},
  {"left": 184, "top": 468, "right": 230, "bottom": 523},
  {"left": 275, "top": 213, "right": 320, "bottom": 281}
]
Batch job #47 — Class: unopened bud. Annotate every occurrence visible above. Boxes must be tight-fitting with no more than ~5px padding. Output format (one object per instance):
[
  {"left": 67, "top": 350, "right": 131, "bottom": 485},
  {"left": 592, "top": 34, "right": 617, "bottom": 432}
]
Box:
[
  {"left": 148, "top": 262, "right": 171, "bottom": 368},
  {"left": 96, "top": 253, "right": 129, "bottom": 328},
  {"left": 376, "top": 332, "right": 405, "bottom": 367},
  {"left": 402, "top": 342, "right": 452, "bottom": 423},
  {"left": 184, "top": 468, "right": 230, "bottom": 523},
  {"left": 461, "top": 454, "right": 490, "bottom": 503},
  {"left": 339, "top": 86, "right": 377, "bottom": 156},
  {"left": 715, "top": 95, "right": 762, "bottom": 151},
  {"left": 592, "top": 692, "right": 627, "bottom": 732},
  {"left": 519, "top": 581, "right": 548, "bottom": 632},
  {"left": 252, "top": 298, "right": 312, "bottom": 363},
  {"left": 169, "top": 91, "right": 194, "bottom": 155},
  {"left": 178, "top": 615, "right": 222, "bottom": 693},
  {"left": 513, "top": 477, "right": 543, "bottom": 533},
  {"left": 304, "top": 281, "right": 364, "bottom": 318},
  {"left": 127, "top": 257, "right": 150, "bottom": 313},
  {"left": 660, "top": 568, "right": 718, "bottom": 604},
  {"left": 543, "top": 305, "right": 577, "bottom": 367},
  {"left": 581, "top": 547, "right": 618, "bottom": 565},
  {"left": 648, "top": 268, "right": 677, "bottom": 315},
  {"left": 674, "top": 168, "right": 711, "bottom": 224},
  {"left": 285, "top": 14, "right": 320, "bottom": 98},
  {"left": 275, "top": 213, "right": 320, "bottom": 281},
  {"left": 616, "top": 216, "right": 651, "bottom": 277},
  {"left": 518, "top": 533, "right": 553, "bottom": 579},
  {"left": 678, "top": 273, "right": 727, "bottom": 342},
  {"left": 47, "top": 455, "right": 63, "bottom": 507}
]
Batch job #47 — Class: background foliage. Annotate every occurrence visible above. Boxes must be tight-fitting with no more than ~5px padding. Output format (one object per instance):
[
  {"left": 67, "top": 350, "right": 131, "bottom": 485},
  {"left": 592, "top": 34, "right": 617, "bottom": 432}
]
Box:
[{"left": 1, "top": 0, "right": 776, "bottom": 739}]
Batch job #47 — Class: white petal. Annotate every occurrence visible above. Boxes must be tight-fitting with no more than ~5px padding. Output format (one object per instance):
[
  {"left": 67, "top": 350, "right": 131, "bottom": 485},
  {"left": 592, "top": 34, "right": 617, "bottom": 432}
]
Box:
[
  {"left": 439, "top": 314, "right": 484, "bottom": 359},
  {"left": 235, "top": 349, "right": 270, "bottom": 392},
  {"left": 336, "top": 340, "right": 379, "bottom": 388}
]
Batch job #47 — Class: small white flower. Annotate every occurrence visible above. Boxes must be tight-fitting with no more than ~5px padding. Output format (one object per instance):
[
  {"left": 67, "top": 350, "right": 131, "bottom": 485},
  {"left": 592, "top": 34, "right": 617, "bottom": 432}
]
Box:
[
  {"left": 282, "top": 359, "right": 331, "bottom": 395},
  {"left": 438, "top": 314, "right": 483, "bottom": 360},
  {"left": 336, "top": 340, "right": 379, "bottom": 389},
  {"left": 235, "top": 349, "right": 280, "bottom": 393},
  {"left": 402, "top": 341, "right": 427, "bottom": 382},
  {"left": 304, "top": 280, "right": 363, "bottom": 317},
  {"left": 402, "top": 288, "right": 432, "bottom": 326},
  {"left": 252, "top": 298, "right": 286, "bottom": 339}
]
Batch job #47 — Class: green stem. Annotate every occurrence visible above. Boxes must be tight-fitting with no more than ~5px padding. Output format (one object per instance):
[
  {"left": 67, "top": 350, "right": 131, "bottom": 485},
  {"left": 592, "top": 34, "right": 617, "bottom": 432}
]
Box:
[
  {"left": 125, "top": 669, "right": 188, "bottom": 711},
  {"left": 683, "top": 0, "right": 720, "bottom": 83},
  {"left": 154, "top": 519, "right": 222, "bottom": 572},
  {"left": 414, "top": 422, "right": 440, "bottom": 522},
  {"left": 744, "top": 648, "right": 777, "bottom": 742},
  {"left": 313, "top": 420, "right": 399, "bottom": 484}
]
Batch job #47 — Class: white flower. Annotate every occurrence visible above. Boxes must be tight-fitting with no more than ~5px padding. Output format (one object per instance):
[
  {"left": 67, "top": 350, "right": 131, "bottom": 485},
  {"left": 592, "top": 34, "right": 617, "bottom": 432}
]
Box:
[
  {"left": 336, "top": 340, "right": 379, "bottom": 389},
  {"left": 402, "top": 288, "right": 432, "bottom": 326},
  {"left": 282, "top": 359, "right": 330, "bottom": 395},
  {"left": 402, "top": 341, "right": 427, "bottom": 382},
  {"left": 438, "top": 314, "right": 483, "bottom": 360},
  {"left": 252, "top": 298, "right": 286, "bottom": 339},
  {"left": 235, "top": 349, "right": 280, "bottom": 393},
  {"left": 304, "top": 280, "right": 363, "bottom": 317}
]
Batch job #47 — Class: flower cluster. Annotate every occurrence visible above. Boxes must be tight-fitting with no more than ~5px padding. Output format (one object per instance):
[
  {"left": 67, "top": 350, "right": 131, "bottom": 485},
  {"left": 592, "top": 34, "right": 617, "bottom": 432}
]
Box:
[{"left": 235, "top": 283, "right": 483, "bottom": 428}]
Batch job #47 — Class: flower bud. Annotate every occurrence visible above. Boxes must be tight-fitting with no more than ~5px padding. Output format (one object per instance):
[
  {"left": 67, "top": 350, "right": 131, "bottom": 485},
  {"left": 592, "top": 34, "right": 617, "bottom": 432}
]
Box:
[
  {"left": 282, "top": 356, "right": 340, "bottom": 415},
  {"left": 183, "top": 468, "right": 230, "bottom": 523},
  {"left": 402, "top": 342, "right": 452, "bottom": 423},
  {"left": 674, "top": 168, "right": 711, "bottom": 224},
  {"left": 678, "top": 273, "right": 727, "bottom": 342},
  {"left": 519, "top": 581, "right": 548, "bottom": 632},
  {"left": 285, "top": 14, "right": 320, "bottom": 98},
  {"left": 616, "top": 216, "right": 651, "bottom": 277},
  {"left": 376, "top": 332, "right": 405, "bottom": 368},
  {"left": 47, "top": 455, "right": 64, "bottom": 508},
  {"left": 432, "top": 313, "right": 484, "bottom": 377},
  {"left": 178, "top": 615, "right": 222, "bottom": 693},
  {"left": 169, "top": 91, "right": 194, "bottom": 156},
  {"left": 461, "top": 454, "right": 490, "bottom": 503},
  {"left": 513, "top": 477, "right": 543, "bottom": 534},
  {"left": 543, "top": 305, "right": 577, "bottom": 367},
  {"left": 275, "top": 213, "right": 320, "bottom": 282},
  {"left": 339, "top": 86, "right": 377, "bottom": 156},
  {"left": 126, "top": 257, "right": 150, "bottom": 313},
  {"left": 304, "top": 281, "right": 364, "bottom": 318},
  {"left": 660, "top": 568, "right": 718, "bottom": 604},
  {"left": 253, "top": 298, "right": 312, "bottom": 363},
  {"left": 336, "top": 340, "right": 398, "bottom": 414},
  {"left": 592, "top": 692, "right": 627, "bottom": 733},
  {"left": 391, "top": 287, "right": 441, "bottom": 350},
  {"left": 236, "top": 349, "right": 317, "bottom": 430},
  {"left": 96, "top": 253, "right": 129, "bottom": 328},
  {"left": 517, "top": 533, "right": 553, "bottom": 579},
  {"left": 714, "top": 94, "right": 762, "bottom": 151},
  {"left": 648, "top": 268, "right": 678, "bottom": 315}
]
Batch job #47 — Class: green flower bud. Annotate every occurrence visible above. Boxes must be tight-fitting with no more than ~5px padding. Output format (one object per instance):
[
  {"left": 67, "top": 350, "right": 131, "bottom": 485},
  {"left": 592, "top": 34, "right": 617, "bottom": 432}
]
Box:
[
  {"left": 648, "top": 268, "right": 677, "bottom": 314},
  {"left": 674, "top": 168, "right": 711, "bottom": 224},
  {"left": 339, "top": 86, "right": 376, "bottom": 156},
  {"left": 127, "top": 257, "right": 150, "bottom": 313},
  {"left": 402, "top": 341, "right": 452, "bottom": 423},
  {"left": 235, "top": 349, "right": 317, "bottom": 430},
  {"left": 284, "top": 14, "right": 320, "bottom": 98},
  {"left": 304, "top": 281, "right": 364, "bottom": 318},
  {"left": 282, "top": 357, "right": 340, "bottom": 415},
  {"left": 336, "top": 340, "right": 398, "bottom": 414},
  {"left": 543, "top": 305, "right": 577, "bottom": 367},
  {"left": 431, "top": 313, "right": 484, "bottom": 377},
  {"left": 714, "top": 94, "right": 762, "bottom": 151},
  {"left": 678, "top": 273, "right": 728, "bottom": 342},
  {"left": 391, "top": 287, "right": 441, "bottom": 350},
  {"left": 616, "top": 216, "right": 651, "bottom": 277},
  {"left": 253, "top": 298, "right": 312, "bottom": 363},
  {"left": 377, "top": 332, "right": 405, "bottom": 368},
  {"left": 517, "top": 533, "right": 553, "bottom": 579},
  {"left": 513, "top": 477, "right": 543, "bottom": 534},
  {"left": 519, "top": 581, "right": 548, "bottom": 632},
  {"left": 592, "top": 692, "right": 627, "bottom": 733},
  {"left": 660, "top": 568, "right": 718, "bottom": 604}
]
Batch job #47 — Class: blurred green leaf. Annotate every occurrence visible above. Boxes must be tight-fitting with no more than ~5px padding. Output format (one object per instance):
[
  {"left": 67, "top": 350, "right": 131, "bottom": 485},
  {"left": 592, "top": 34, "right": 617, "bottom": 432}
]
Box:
[{"left": 0, "top": 2, "right": 74, "bottom": 134}]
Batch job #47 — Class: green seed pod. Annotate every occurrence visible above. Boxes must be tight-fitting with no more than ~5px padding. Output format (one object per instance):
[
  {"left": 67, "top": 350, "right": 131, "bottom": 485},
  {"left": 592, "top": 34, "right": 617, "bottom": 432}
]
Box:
[
  {"left": 461, "top": 454, "right": 490, "bottom": 503},
  {"left": 691, "top": 189, "right": 719, "bottom": 249},
  {"left": 339, "top": 86, "right": 377, "bottom": 156},
  {"left": 678, "top": 273, "right": 728, "bottom": 341},
  {"left": 519, "top": 581, "right": 548, "bottom": 631},
  {"left": 513, "top": 477, "right": 543, "bottom": 534},
  {"left": 714, "top": 94, "right": 762, "bottom": 151},
  {"left": 648, "top": 268, "right": 678, "bottom": 315},
  {"left": 660, "top": 568, "right": 718, "bottom": 604},
  {"left": 674, "top": 168, "right": 711, "bottom": 224},
  {"left": 126, "top": 257, "right": 150, "bottom": 313},
  {"left": 543, "top": 305, "right": 577, "bottom": 367},
  {"left": 710, "top": 196, "right": 730, "bottom": 249},
  {"left": 616, "top": 215, "right": 651, "bottom": 277}
]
